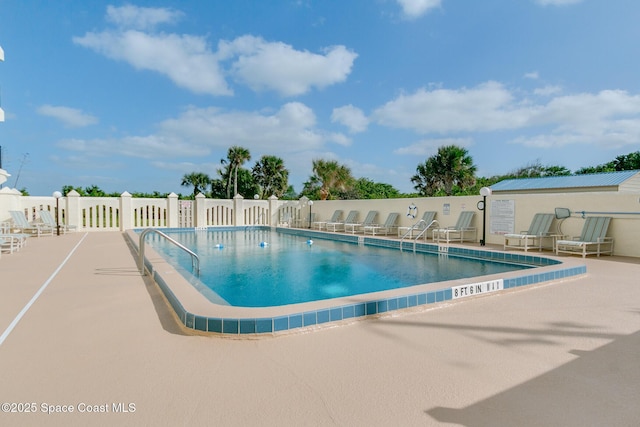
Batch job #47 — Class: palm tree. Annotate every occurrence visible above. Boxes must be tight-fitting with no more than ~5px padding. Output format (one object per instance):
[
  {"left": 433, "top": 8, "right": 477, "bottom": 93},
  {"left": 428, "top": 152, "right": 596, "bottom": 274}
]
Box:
[
  {"left": 252, "top": 155, "right": 289, "bottom": 198},
  {"left": 181, "top": 172, "right": 211, "bottom": 197},
  {"left": 223, "top": 146, "right": 251, "bottom": 197},
  {"left": 411, "top": 145, "right": 477, "bottom": 196},
  {"left": 311, "top": 159, "right": 355, "bottom": 200}
]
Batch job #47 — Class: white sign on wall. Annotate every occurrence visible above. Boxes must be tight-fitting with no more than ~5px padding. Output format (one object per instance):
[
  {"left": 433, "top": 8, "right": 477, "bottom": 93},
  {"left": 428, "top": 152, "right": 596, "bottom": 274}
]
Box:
[{"left": 489, "top": 199, "right": 515, "bottom": 235}]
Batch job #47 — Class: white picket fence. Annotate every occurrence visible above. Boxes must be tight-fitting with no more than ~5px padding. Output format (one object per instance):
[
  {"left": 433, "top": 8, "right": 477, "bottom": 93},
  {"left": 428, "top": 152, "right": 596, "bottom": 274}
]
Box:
[{"left": 0, "top": 189, "right": 309, "bottom": 232}]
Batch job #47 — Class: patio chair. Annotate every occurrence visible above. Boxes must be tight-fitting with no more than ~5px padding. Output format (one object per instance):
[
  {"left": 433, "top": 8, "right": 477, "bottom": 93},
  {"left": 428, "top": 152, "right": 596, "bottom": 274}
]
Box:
[
  {"left": 398, "top": 211, "right": 437, "bottom": 240},
  {"left": 277, "top": 211, "right": 292, "bottom": 228},
  {"left": 9, "top": 210, "right": 54, "bottom": 237},
  {"left": 312, "top": 210, "right": 343, "bottom": 231},
  {"left": 40, "top": 210, "right": 77, "bottom": 233},
  {"left": 363, "top": 212, "right": 399, "bottom": 236},
  {"left": 1, "top": 234, "right": 25, "bottom": 254},
  {"left": 432, "top": 211, "right": 476, "bottom": 243},
  {"left": 503, "top": 213, "right": 554, "bottom": 252},
  {"left": 344, "top": 210, "right": 378, "bottom": 234},
  {"left": 326, "top": 210, "right": 358, "bottom": 232},
  {"left": 556, "top": 216, "right": 613, "bottom": 258}
]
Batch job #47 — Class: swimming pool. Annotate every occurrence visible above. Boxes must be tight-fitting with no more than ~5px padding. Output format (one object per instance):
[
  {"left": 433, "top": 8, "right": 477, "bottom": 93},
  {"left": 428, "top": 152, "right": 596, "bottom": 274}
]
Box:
[
  {"left": 130, "top": 227, "right": 586, "bottom": 335},
  {"left": 145, "top": 229, "right": 534, "bottom": 307}
]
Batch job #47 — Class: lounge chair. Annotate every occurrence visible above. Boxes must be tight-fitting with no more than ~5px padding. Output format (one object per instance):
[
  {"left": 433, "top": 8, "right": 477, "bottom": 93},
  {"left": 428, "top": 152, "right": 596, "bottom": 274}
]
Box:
[
  {"left": 326, "top": 210, "right": 358, "bottom": 232},
  {"left": 277, "top": 211, "right": 292, "bottom": 228},
  {"left": 344, "top": 210, "right": 378, "bottom": 234},
  {"left": 432, "top": 211, "right": 476, "bottom": 243},
  {"left": 9, "top": 210, "right": 54, "bottom": 237},
  {"left": 39, "top": 210, "right": 77, "bottom": 233},
  {"left": 363, "top": 212, "right": 399, "bottom": 236},
  {"left": 398, "top": 211, "right": 437, "bottom": 240},
  {"left": 312, "top": 210, "right": 343, "bottom": 231},
  {"left": 556, "top": 217, "right": 614, "bottom": 257},
  {"left": 0, "top": 235, "right": 26, "bottom": 254},
  {"left": 503, "top": 213, "right": 554, "bottom": 252}
]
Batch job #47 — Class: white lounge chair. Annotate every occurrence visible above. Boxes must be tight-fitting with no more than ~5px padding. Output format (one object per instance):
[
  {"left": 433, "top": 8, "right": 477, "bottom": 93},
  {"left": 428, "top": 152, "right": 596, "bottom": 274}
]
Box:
[
  {"left": 277, "top": 211, "right": 292, "bottom": 228},
  {"left": 504, "top": 213, "right": 554, "bottom": 252},
  {"left": 312, "top": 210, "right": 343, "bottom": 231},
  {"left": 40, "top": 210, "right": 77, "bottom": 233},
  {"left": 363, "top": 212, "right": 399, "bottom": 236},
  {"left": 433, "top": 211, "right": 476, "bottom": 243},
  {"left": 345, "top": 210, "right": 378, "bottom": 234},
  {"left": 556, "top": 217, "right": 614, "bottom": 257},
  {"left": 0, "top": 235, "right": 25, "bottom": 254},
  {"left": 398, "top": 211, "right": 437, "bottom": 240},
  {"left": 9, "top": 210, "right": 54, "bottom": 237},
  {"left": 326, "top": 210, "right": 358, "bottom": 232}
]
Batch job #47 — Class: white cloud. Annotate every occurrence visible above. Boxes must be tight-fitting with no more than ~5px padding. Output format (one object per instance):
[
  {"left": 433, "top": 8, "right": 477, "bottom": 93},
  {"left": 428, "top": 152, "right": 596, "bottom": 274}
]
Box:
[
  {"left": 533, "top": 85, "right": 562, "bottom": 96},
  {"left": 105, "top": 4, "right": 183, "bottom": 30},
  {"left": 373, "top": 81, "right": 529, "bottom": 133},
  {"left": 372, "top": 82, "right": 640, "bottom": 152},
  {"left": 331, "top": 105, "right": 369, "bottom": 133},
  {"left": 74, "top": 7, "right": 357, "bottom": 98},
  {"left": 220, "top": 35, "right": 357, "bottom": 96},
  {"left": 512, "top": 90, "right": 640, "bottom": 148},
  {"left": 58, "top": 102, "right": 344, "bottom": 162},
  {"left": 535, "top": 0, "right": 583, "bottom": 6},
  {"left": 394, "top": 137, "right": 473, "bottom": 156},
  {"left": 37, "top": 105, "right": 98, "bottom": 128},
  {"left": 524, "top": 71, "right": 539, "bottom": 80},
  {"left": 396, "top": 0, "right": 442, "bottom": 19},
  {"left": 73, "top": 30, "right": 232, "bottom": 96}
]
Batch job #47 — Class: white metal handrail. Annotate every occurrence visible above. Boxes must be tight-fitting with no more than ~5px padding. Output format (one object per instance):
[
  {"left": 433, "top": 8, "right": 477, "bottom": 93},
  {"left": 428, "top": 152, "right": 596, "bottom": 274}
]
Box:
[
  {"left": 138, "top": 228, "right": 200, "bottom": 276},
  {"left": 400, "top": 219, "right": 439, "bottom": 252}
]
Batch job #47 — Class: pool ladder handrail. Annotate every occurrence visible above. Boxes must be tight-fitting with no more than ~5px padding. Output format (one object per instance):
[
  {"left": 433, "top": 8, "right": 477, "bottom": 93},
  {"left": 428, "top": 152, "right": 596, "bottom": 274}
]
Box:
[
  {"left": 138, "top": 228, "right": 200, "bottom": 277},
  {"left": 400, "top": 219, "right": 439, "bottom": 251}
]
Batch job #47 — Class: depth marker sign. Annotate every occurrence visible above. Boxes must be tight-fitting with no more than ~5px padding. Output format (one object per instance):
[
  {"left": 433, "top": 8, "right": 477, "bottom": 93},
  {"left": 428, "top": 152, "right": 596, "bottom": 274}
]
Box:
[{"left": 451, "top": 279, "right": 504, "bottom": 299}]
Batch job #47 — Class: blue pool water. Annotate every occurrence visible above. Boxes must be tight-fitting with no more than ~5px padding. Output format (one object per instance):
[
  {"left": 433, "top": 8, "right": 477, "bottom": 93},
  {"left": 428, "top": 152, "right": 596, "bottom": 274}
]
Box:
[{"left": 144, "top": 229, "right": 534, "bottom": 308}]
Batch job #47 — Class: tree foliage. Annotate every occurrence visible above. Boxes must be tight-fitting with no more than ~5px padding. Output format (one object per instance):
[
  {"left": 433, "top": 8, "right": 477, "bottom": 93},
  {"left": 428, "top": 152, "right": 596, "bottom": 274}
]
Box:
[
  {"left": 180, "top": 172, "right": 211, "bottom": 198},
  {"left": 252, "top": 155, "right": 289, "bottom": 199},
  {"left": 222, "top": 146, "right": 251, "bottom": 198},
  {"left": 576, "top": 151, "right": 640, "bottom": 174},
  {"left": 302, "top": 159, "right": 355, "bottom": 200},
  {"left": 411, "top": 145, "right": 477, "bottom": 196}
]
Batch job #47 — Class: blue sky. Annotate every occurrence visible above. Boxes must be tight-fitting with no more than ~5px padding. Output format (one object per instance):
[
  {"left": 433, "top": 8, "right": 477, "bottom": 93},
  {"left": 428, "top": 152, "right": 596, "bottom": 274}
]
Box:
[{"left": 1, "top": 0, "right": 640, "bottom": 196}]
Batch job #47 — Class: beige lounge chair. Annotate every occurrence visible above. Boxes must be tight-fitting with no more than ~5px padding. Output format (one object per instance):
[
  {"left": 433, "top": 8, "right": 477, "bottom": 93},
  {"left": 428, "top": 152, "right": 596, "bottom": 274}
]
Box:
[
  {"left": 363, "top": 212, "right": 399, "bottom": 236},
  {"left": 344, "top": 210, "right": 378, "bottom": 234},
  {"left": 398, "top": 211, "right": 437, "bottom": 240},
  {"left": 312, "top": 210, "right": 343, "bottom": 231},
  {"left": 326, "top": 210, "right": 358, "bottom": 232},
  {"left": 9, "top": 210, "right": 54, "bottom": 237},
  {"left": 503, "top": 213, "right": 554, "bottom": 252},
  {"left": 556, "top": 217, "right": 613, "bottom": 257},
  {"left": 433, "top": 211, "right": 476, "bottom": 243}
]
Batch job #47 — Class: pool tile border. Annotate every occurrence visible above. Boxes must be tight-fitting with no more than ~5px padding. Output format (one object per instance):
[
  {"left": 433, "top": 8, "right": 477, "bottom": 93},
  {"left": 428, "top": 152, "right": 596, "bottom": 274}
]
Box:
[{"left": 131, "top": 227, "right": 586, "bottom": 336}]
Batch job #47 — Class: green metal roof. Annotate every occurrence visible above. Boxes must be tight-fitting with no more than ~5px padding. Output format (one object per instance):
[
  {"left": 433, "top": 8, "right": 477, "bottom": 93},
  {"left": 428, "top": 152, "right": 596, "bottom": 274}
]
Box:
[{"left": 490, "top": 170, "right": 640, "bottom": 192}]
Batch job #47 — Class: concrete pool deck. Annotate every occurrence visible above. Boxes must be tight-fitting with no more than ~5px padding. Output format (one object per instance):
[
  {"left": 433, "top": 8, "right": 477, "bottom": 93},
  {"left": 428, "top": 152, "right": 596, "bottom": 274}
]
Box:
[{"left": 1, "top": 231, "right": 639, "bottom": 426}]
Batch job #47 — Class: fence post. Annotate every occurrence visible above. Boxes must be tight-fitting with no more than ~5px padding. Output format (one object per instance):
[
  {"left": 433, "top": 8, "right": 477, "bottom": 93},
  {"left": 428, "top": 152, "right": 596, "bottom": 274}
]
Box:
[
  {"left": 65, "top": 190, "right": 81, "bottom": 230},
  {"left": 120, "top": 191, "right": 132, "bottom": 231},
  {"left": 194, "top": 193, "right": 206, "bottom": 227},
  {"left": 233, "top": 194, "right": 244, "bottom": 226},
  {"left": 268, "top": 195, "right": 279, "bottom": 227},
  {"left": 167, "top": 192, "right": 178, "bottom": 228}
]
